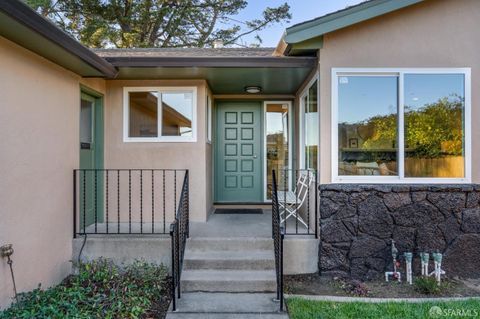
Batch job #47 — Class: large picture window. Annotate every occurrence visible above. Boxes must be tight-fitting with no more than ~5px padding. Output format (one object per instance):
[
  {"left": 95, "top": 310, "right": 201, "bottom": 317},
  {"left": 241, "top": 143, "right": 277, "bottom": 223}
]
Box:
[
  {"left": 332, "top": 68, "right": 471, "bottom": 183},
  {"left": 301, "top": 78, "right": 319, "bottom": 170},
  {"left": 124, "top": 87, "right": 197, "bottom": 142}
]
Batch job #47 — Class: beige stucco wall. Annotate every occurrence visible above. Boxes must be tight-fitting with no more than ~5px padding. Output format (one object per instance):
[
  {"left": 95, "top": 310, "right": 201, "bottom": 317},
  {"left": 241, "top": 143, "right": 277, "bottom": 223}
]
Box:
[
  {"left": 0, "top": 36, "right": 106, "bottom": 309},
  {"left": 104, "top": 79, "right": 209, "bottom": 222},
  {"left": 206, "top": 87, "right": 214, "bottom": 217},
  {"left": 318, "top": 0, "right": 480, "bottom": 183}
]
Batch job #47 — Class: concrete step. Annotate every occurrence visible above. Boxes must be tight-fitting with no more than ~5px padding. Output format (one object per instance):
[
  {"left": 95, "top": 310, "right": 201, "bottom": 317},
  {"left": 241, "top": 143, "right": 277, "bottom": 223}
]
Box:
[
  {"left": 166, "top": 293, "right": 288, "bottom": 319},
  {"left": 181, "top": 270, "right": 276, "bottom": 292},
  {"left": 169, "top": 292, "right": 282, "bottom": 313},
  {"left": 183, "top": 250, "right": 275, "bottom": 270},
  {"left": 166, "top": 313, "right": 289, "bottom": 319},
  {"left": 186, "top": 237, "right": 273, "bottom": 251}
]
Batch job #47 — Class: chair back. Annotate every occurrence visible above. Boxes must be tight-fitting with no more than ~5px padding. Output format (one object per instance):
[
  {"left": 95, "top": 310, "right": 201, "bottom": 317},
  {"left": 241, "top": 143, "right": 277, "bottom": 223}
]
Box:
[{"left": 292, "top": 170, "right": 315, "bottom": 207}]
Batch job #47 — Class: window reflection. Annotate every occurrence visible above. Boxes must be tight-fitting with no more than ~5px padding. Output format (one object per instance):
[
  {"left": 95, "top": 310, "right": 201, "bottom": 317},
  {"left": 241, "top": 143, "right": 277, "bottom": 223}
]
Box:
[
  {"left": 266, "top": 103, "right": 290, "bottom": 199},
  {"left": 304, "top": 80, "right": 318, "bottom": 170},
  {"left": 338, "top": 76, "right": 398, "bottom": 176},
  {"left": 80, "top": 99, "right": 93, "bottom": 144},
  {"left": 162, "top": 92, "right": 193, "bottom": 137},
  {"left": 129, "top": 91, "right": 158, "bottom": 137},
  {"left": 404, "top": 74, "right": 465, "bottom": 177}
]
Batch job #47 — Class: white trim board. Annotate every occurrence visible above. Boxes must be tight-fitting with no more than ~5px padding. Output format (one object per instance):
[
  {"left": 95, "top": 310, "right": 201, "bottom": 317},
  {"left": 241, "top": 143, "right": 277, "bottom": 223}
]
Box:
[{"left": 299, "top": 74, "right": 320, "bottom": 170}]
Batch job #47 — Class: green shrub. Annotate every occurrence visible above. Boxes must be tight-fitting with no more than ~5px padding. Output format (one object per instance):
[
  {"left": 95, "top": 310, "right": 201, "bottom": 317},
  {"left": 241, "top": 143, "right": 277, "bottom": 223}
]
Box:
[
  {"left": 413, "top": 276, "right": 447, "bottom": 295},
  {"left": 0, "top": 259, "right": 169, "bottom": 319}
]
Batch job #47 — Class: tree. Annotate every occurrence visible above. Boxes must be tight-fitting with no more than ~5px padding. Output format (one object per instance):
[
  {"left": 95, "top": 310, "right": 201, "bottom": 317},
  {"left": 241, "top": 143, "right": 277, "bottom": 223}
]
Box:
[
  {"left": 360, "top": 95, "right": 464, "bottom": 158},
  {"left": 26, "top": 0, "right": 291, "bottom": 48}
]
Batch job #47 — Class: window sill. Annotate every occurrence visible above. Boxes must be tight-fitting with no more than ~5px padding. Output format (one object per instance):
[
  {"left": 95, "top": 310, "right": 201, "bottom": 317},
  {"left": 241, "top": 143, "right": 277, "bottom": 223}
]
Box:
[
  {"left": 332, "top": 176, "right": 471, "bottom": 184},
  {"left": 123, "top": 137, "right": 197, "bottom": 143}
]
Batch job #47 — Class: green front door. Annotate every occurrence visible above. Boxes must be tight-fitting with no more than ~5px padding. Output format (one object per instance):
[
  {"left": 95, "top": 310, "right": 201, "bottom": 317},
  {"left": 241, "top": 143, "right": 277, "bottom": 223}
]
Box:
[
  {"left": 215, "top": 101, "right": 263, "bottom": 203},
  {"left": 79, "top": 92, "right": 103, "bottom": 228}
]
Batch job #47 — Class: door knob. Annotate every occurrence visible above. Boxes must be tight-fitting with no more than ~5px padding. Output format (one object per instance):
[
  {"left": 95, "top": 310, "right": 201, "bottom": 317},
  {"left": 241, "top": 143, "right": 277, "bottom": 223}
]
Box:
[{"left": 253, "top": 154, "right": 258, "bottom": 159}]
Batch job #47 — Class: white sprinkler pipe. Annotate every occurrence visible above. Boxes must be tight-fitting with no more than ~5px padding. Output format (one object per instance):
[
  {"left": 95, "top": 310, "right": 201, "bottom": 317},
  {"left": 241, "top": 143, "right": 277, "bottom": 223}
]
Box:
[
  {"left": 431, "top": 253, "right": 445, "bottom": 284},
  {"left": 404, "top": 252, "right": 413, "bottom": 285},
  {"left": 420, "top": 252, "right": 429, "bottom": 276}
]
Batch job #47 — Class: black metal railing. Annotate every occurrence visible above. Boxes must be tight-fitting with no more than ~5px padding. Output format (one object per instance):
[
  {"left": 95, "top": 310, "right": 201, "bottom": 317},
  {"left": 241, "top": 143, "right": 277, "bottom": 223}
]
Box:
[
  {"left": 73, "top": 169, "right": 188, "bottom": 237},
  {"left": 276, "top": 169, "right": 318, "bottom": 237},
  {"left": 272, "top": 170, "right": 285, "bottom": 312},
  {"left": 169, "top": 171, "right": 189, "bottom": 312}
]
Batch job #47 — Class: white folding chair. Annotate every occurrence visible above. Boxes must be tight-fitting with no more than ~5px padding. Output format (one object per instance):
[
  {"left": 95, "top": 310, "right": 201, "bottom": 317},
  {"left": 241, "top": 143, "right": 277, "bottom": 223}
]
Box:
[{"left": 276, "top": 170, "right": 315, "bottom": 228}]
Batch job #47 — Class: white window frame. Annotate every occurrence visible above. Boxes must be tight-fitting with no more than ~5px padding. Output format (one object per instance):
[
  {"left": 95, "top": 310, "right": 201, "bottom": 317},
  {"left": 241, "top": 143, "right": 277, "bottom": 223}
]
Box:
[
  {"left": 206, "top": 93, "right": 212, "bottom": 144},
  {"left": 331, "top": 67, "right": 471, "bottom": 184},
  {"left": 123, "top": 86, "right": 197, "bottom": 143},
  {"left": 263, "top": 101, "right": 293, "bottom": 202},
  {"left": 299, "top": 74, "right": 320, "bottom": 170}
]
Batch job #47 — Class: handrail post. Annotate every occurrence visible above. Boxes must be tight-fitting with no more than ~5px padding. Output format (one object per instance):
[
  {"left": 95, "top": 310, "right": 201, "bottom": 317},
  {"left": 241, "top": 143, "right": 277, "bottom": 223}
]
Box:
[
  {"left": 170, "top": 222, "right": 176, "bottom": 311},
  {"left": 73, "top": 170, "right": 77, "bottom": 239},
  {"left": 176, "top": 222, "right": 181, "bottom": 300},
  {"left": 315, "top": 170, "right": 318, "bottom": 239},
  {"left": 186, "top": 170, "right": 190, "bottom": 238},
  {"left": 280, "top": 226, "right": 284, "bottom": 311}
]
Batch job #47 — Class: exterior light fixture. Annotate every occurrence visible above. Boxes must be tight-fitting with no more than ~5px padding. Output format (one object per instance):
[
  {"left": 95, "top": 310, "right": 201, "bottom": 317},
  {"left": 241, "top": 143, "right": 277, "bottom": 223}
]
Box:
[{"left": 245, "top": 86, "right": 262, "bottom": 94}]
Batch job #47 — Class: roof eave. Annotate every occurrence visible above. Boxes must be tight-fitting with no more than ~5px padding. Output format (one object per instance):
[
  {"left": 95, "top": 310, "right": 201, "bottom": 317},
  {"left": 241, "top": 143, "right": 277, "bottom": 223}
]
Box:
[
  {"left": 284, "top": 0, "right": 424, "bottom": 44},
  {"left": 0, "top": 0, "right": 117, "bottom": 78},
  {"left": 103, "top": 56, "right": 317, "bottom": 68}
]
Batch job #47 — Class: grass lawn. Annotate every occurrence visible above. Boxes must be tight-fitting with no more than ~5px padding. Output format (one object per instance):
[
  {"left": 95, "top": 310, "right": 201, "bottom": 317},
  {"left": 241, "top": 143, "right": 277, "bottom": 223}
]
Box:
[{"left": 287, "top": 297, "right": 480, "bottom": 319}]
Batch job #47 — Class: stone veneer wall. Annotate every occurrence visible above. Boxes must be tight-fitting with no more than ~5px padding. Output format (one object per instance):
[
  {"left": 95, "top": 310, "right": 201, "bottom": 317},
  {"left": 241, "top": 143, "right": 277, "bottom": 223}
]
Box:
[{"left": 319, "top": 184, "right": 480, "bottom": 280}]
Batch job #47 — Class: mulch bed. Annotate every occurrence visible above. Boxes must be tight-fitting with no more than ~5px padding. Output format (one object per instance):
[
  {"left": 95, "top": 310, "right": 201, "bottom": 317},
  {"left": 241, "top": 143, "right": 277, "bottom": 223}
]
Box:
[
  {"left": 284, "top": 273, "right": 480, "bottom": 298},
  {"left": 145, "top": 277, "right": 172, "bottom": 319}
]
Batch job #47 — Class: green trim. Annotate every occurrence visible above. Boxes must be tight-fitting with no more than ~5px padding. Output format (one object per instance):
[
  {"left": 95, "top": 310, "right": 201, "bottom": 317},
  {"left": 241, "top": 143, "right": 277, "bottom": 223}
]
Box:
[
  {"left": 288, "top": 36, "right": 323, "bottom": 56},
  {"left": 80, "top": 86, "right": 104, "bottom": 170},
  {"left": 284, "top": 0, "right": 424, "bottom": 44}
]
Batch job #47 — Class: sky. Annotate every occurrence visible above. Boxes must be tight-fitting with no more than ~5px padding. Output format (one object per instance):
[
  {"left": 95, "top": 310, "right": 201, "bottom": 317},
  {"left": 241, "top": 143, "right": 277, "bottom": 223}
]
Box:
[
  {"left": 339, "top": 74, "right": 465, "bottom": 124},
  {"left": 224, "top": 0, "right": 365, "bottom": 47}
]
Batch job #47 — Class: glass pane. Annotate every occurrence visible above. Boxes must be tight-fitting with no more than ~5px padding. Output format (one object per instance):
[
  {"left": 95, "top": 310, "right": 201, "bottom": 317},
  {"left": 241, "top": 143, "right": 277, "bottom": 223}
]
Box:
[
  {"left": 266, "top": 103, "right": 290, "bottom": 199},
  {"left": 404, "top": 74, "right": 465, "bottom": 178},
  {"left": 304, "top": 80, "right": 318, "bottom": 170},
  {"left": 129, "top": 92, "right": 158, "bottom": 137},
  {"left": 162, "top": 92, "right": 193, "bottom": 137},
  {"left": 80, "top": 99, "right": 93, "bottom": 144},
  {"left": 338, "top": 76, "right": 398, "bottom": 176},
  {"left": 207, "top": 95, "right": 212, "bottom": 141}
]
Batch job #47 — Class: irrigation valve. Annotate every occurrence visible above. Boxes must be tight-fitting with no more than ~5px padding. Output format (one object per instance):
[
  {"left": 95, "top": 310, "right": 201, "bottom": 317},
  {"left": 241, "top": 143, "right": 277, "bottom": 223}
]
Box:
[
  {"left": 385, "top": 240, "right": 401, "bottom": 282},
  {"left": 420, "top": 252, "right": 430, "bottom": 276},
  {"left": 404, "top": 252, "right": 413, "bottom": 285},
  {"left": 1, "top": 244, "right": 18, "bottom": 303},
  {"left": 431, "top": 252, "right": 445, "bottom": 284}
]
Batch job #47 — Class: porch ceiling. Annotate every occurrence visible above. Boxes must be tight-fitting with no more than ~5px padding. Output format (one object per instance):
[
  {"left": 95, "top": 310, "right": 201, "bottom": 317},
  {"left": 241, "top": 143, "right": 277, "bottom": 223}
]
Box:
[{"left": 113, "top": 66, "right": 315, "bottom": 94}]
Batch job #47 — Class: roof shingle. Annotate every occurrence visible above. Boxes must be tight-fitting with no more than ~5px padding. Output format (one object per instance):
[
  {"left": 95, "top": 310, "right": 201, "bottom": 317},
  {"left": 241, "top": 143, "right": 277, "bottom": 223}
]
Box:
[{"left": 94, "top": 47, "right": 276, "bottom": 58}]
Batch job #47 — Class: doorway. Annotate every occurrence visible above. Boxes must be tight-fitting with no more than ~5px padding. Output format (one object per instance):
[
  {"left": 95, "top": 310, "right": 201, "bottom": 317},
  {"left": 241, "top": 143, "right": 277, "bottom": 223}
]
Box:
[
  {"left": 79, "top": 90, "right": 104, "bottom": 227},
  {"left": 215, "top": 101, "right": 263, "bottom": 203}
]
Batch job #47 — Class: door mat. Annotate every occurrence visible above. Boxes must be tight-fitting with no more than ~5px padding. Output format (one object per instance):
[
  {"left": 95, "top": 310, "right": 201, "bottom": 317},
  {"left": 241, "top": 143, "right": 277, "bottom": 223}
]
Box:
[{"left": 215, "top": 208, "right": 263, "bottom": 214}]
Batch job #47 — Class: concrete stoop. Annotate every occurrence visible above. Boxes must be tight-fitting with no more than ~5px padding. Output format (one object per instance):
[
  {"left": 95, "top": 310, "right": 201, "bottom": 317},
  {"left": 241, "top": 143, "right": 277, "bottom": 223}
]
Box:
[{"left": 166, "top": 237, "right": 288, "bottom": 318}]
